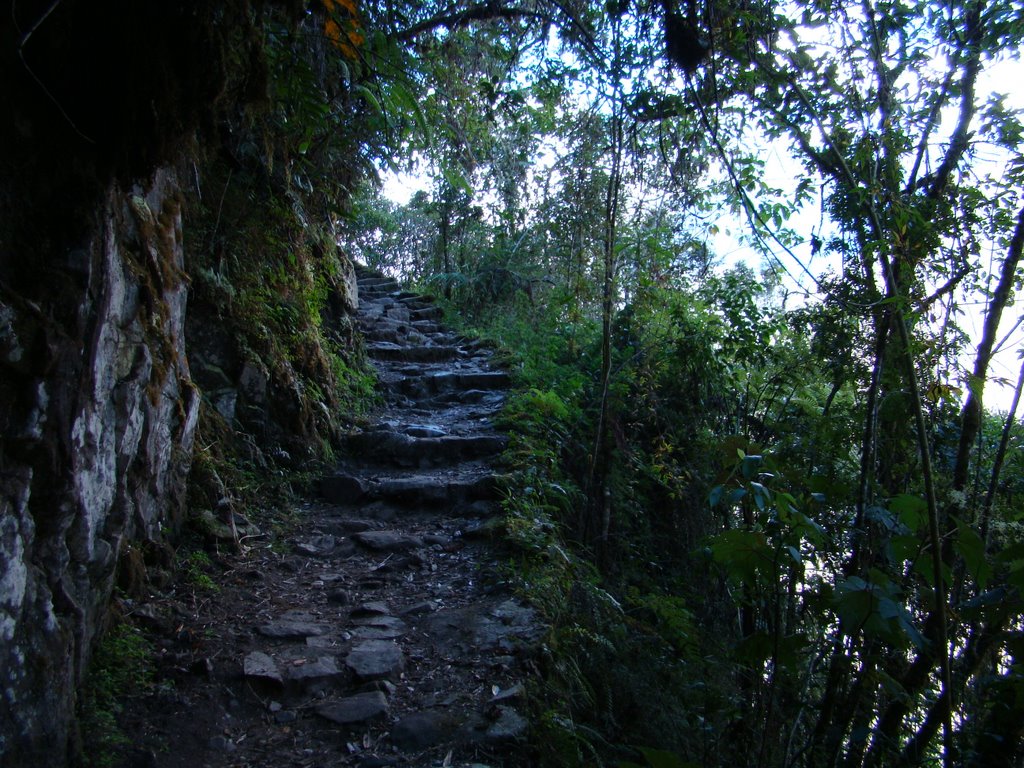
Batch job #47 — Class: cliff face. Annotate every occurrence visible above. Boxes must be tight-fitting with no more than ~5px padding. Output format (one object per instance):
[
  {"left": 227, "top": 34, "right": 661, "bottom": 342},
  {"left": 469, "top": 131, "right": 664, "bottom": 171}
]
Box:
[
  {"left": 1, "top": 169, "right": 199, "bottom": 763},
  {"left": 0, "top": 3, "right": 370, "bottom": 763}
]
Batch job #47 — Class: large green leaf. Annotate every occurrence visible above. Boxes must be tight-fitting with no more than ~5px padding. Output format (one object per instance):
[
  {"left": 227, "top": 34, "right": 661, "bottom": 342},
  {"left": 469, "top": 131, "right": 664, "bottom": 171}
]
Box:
[{"left": 954, "top": 517, "right": 992, "bottom": 590}]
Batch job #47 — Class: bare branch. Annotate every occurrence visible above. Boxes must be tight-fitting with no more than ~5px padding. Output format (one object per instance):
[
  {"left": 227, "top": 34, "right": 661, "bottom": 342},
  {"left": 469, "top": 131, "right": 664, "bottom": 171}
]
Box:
[
  {"left": 395, "top": 2, "right": 548, "bottom": 41},
  {"left": 926, "top": 0, "right": 985, "bottom": 201}
]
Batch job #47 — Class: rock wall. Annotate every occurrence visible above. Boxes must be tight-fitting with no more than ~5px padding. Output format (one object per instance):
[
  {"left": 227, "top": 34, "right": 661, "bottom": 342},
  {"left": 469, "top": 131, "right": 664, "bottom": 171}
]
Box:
[
  {"left": 0, "top": 168, "right": 199, "bottom": 765},
  {"left": 0, "top": 3, "right": 375, "bottom": 763}
]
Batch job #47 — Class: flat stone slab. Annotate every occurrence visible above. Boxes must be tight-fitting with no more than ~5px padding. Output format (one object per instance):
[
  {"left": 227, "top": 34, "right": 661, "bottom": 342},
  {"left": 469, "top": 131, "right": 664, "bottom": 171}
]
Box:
[
  {"left": 370, "top": 474, "right": 498, "bottom": 505},
  {"left": 257, "top": 620, "right": 328, "bottom": 639},
  {"left": 321, "top": 517, "right": 377, "bottom": 534},
  {"left": 352, "top": 625, "right": 406, "bottom": 640},
  {"left": 490, "top": 682, "right": 525, "bottom": 703},
  {"left": 390, "top": 710, "right": 461, "bottom": 751},
  {"left": 486, "top": 706, "right": 528, "bottom": 741},
  {"left": 367, "top": 344, "right": 460, "bottom": 363},
  {"left": 293, "top": 534, "right": 337, "bottom": 557},
  {"left": 351, "top": 615, "right": 408, "bottom": 640},
  {"left": 399, "top": 600, "right": 439, "bottom": 616},
  {"left": 316, "top": 691, "right": 390, "bottom": 725},
  {"left": 320, "top": 474, "right": 366, "bottom": 504},
  {"left": 345, "top": 639, "right": 403, "bottom": 680},
  {"left": 284, "top": 655, "right": 342, "bottom": 685},
  {"left": 404, "top": 424, "right": 447, "bottom": 438},
  {"left": 305, "top": 635, "right": 344, "bottom": 649},
  {"left": 242, "top": 651, "right": 282, "bottom": 684},
  {"left": 352, "top": 530, "right": 424, "bottom": 552},
  {"left": 351, "top": 601, "right": 390, "bottom": 617},
  {"left": 421, "top": 600, "right": 542, "bottom": 653}
]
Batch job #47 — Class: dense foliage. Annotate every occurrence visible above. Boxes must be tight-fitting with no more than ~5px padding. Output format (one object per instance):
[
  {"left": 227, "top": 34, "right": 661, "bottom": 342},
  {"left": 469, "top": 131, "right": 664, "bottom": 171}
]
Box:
[{"left": 325, "top": 1, "right": 1024, "bottom": 765}]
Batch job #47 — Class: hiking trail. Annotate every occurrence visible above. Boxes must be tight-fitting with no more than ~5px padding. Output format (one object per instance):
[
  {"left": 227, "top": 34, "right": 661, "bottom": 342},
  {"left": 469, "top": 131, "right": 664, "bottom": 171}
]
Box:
[{"left": 121, "top": 267, "right": 542, "bottom": 768}]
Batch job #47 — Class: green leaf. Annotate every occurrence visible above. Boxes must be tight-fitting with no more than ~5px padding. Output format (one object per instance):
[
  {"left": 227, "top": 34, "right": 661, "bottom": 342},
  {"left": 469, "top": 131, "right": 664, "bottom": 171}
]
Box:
[
  {"left": 834, "top": 577, "right": 877, "bottom": 634},
  {"left": 354, "top": 84, "right": 383, "bottom": 116},
  {"left": 913, "top": 553, "right": 953, "bottom": 588},
  {"left": 954, "top": 518, "right": 992, "bottom": 590},
  {"left": 786, "top": 544, "right": 803, "bottom": 565},
  {"left": 735, "top": 630, "right": 774, "bottom": 664},
  {"left": 441, "top": 165, "right": 473, "bottom": 195},
  {"left": 728, "top": 487, "right": 748, "bottom": 505},
  {"left": 740, "top": 454, "right": 763, "bottom": 480},
  {"left": 636, "top": 747, "right": 700, "bottom": 768},
  {"left": 709, "top": 485, "right": 725, "bottom": 508},
  {"left": 889, "top": 534, "right": 922, "bottom": 563},
  {"left": 890, "top": 494, "right": 927, "bottom": 531},
  {"left": 710, "top": 529, "right": 772, "bottom": 585}
]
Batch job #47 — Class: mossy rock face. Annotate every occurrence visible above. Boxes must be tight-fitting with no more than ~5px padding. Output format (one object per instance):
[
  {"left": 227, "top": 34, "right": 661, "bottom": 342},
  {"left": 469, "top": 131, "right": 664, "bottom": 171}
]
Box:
[
  {"left": 1, "top": 169, "right": 200, "bottom": 766},
  {"left": 1, "top": 4, "right": 376, "bottom": 764},
  {"left": 183, "top": 156, "right": 376, "bottom": 471},
  {"left": 195, "top": 508, "right": 261, "bottom": 547}
]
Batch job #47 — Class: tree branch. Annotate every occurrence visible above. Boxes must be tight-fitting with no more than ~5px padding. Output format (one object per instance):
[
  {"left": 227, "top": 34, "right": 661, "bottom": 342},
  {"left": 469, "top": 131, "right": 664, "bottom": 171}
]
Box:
[
  {"left": 916, "top": 265, "right": 971, "bottom": 310},
  {"left": 395, "top": 2, "right": 546, "bottom": 41},
  {"left": 951, "top": 202, "right": 1024, "bottom": 493},
  {"left": 925, "top": 0, "right": 984, "bottom": 201}
]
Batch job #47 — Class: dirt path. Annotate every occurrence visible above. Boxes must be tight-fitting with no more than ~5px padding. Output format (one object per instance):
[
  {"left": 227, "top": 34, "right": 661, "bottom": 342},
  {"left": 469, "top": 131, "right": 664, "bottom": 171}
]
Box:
[{"left": 119, "top": 268, "right": 541, "bottom": 768}]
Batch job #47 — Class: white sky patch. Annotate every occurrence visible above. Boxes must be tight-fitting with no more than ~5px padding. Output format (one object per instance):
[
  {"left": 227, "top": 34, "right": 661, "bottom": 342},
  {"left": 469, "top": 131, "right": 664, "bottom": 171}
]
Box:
[{"left": 382, "top": 169, "right": 431, "bottom": 205}]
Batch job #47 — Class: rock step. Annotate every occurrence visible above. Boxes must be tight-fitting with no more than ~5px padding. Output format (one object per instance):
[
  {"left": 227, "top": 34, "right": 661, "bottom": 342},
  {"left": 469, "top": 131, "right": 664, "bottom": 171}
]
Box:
[
  {"left": 424, "top": 388, "right": 507, "bottom": 407},
  {"left": 358, "top": 277, "right": 401, "bottom": 292},
  {"left": 359, "top": 301, "right": 416, "bottom": 322},
  {"left": 365, "top": 343, "right": 464, "bottom": 363},
  {"left": 360, "top": 328, "right": 446, "bottom": 348},
  {"left": 321, "top": 471, "right": 500, "bottom": 507},
  {"left": 344, "top": 430, "right": 507, "bottom": 468},
  {"left": 359, "top": 315, "right": 442, "bottom": 334},
  {"left": 396, "top": 371, "right": 511, "bottom": 399},
  {"left": 410, "top": 304, "right": 444, "bottom": 321}
]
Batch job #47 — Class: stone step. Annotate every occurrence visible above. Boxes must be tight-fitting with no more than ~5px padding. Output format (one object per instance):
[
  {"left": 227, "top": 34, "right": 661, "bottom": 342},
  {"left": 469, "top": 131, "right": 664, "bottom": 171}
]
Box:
[
  {"left": 361, "top": 325, "right": 431, "bottom": 346},
  {"left": 359, "top": 277, "right": 401, "bottom": 292},
  {"left": 366, "top": 343, "right": 463, "bottom": 363},
  {"left": 358, "top": 315, "right": 443, "bottom": 335},
  {"left": 321, "top": 471, "right": 500, "bottom": 507},
  {"left": 424, "top": 388, "right": 506, "bottom": 407},
  {"left": 397, "top": 371, "right": 510, "bottom": 400},
  {"left": 362, "top": 301, "right": 414, "bottom": 323},
  {"left": 409, "top": 305, "right": 444, "bottom": 321},
  {"left": 344, "top": 430, "right": 507, "bottom": 468}
]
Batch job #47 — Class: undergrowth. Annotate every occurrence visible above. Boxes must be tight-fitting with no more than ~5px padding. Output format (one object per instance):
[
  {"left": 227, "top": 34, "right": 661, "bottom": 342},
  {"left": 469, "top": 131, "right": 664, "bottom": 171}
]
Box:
[
  {"left": 78, "top": 623, "right": 156, "bottom": 768},
  {"left": 447, "top": 294, "right": 726, "bottom": 766}
]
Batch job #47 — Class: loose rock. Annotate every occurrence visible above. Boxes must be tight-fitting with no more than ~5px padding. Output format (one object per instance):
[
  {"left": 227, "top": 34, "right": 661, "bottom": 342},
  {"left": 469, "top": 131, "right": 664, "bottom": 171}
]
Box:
[
  {"left": 352, "top": 530, "right": 424, "bottom": 552},
  {"left": 389, "top": 710, "right": 460, "bottom": 750},
  {"left": 345, "top": 639, "right": 404, "bottom": 681},
  {"left": 243, "top": 651, "right": 282, "bottom": 684},
  {"left": 316, "top": 691, "right": 390, "bottom": 725},
  {"left": 257, "top": 620, "right": 328, "bottom": 639}
]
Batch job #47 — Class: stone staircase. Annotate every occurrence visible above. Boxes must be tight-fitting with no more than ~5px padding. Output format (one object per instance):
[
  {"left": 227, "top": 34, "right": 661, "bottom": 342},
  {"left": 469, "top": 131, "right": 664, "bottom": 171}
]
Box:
[
  {"left": 113, "top": 270, "right": 543, "bottom": 768},
  {"left": 125, "top": 266, "right": 539, "bottom": 768},
  {"left": 322, "top": 267, "right": 510, "bottom": 514},
  {"left": 290, "top": 266, "right": 538, "bottom": 764}
]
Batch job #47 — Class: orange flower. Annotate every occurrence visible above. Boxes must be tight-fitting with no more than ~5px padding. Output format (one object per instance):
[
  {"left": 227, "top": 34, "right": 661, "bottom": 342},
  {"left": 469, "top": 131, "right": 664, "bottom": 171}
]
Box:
[{"left": 322, "top": 0, "right": 363, "bottom": 60}]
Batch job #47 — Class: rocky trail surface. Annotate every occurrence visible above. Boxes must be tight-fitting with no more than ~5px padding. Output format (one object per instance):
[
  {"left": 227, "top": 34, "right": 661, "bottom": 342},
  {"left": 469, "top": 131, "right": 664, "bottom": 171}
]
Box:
[{"left": 120, "top": 267, "right": 543, "bottom": 768}]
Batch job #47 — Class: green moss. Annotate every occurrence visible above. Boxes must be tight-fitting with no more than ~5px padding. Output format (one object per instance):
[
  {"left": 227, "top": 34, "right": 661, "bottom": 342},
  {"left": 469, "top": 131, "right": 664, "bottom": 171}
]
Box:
[
  {"left": 182, "top": 550, "right": 220, "bottom": 592},
  {"left": 78, "top": 623, "right": 155, "bottom": 768}
]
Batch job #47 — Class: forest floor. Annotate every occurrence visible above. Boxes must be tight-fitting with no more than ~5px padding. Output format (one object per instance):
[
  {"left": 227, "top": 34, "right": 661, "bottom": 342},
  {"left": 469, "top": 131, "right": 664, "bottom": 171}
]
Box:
[{"left": 114, "top": 268, "right": 543, "bottom": 768}]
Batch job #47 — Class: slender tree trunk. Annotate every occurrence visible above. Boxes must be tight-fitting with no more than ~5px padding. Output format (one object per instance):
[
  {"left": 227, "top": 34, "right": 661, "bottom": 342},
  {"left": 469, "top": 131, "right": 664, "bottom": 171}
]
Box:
[
  {"left": 981, "top": 354, "right": 1024, "bottom": 545},
  {"left": 586, "top": 18, "right": 625, "bottom": 562},
  {"left": 950, "top": 203, "right": 1024, "bottom": 496}
]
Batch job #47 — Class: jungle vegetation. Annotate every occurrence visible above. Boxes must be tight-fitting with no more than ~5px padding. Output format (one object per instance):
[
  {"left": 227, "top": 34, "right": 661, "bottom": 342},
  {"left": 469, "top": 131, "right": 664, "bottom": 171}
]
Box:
[{"left": 182, "top": 0, "right": 1024, "bottom": 764}]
